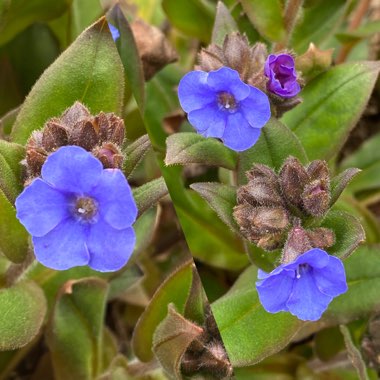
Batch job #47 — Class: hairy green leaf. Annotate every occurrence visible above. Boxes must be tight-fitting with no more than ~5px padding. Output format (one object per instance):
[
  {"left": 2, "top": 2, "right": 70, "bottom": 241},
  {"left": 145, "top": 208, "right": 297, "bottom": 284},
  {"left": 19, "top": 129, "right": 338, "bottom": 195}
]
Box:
[{"left": 212, "top": 1, "right": 238, "bottom": 45}]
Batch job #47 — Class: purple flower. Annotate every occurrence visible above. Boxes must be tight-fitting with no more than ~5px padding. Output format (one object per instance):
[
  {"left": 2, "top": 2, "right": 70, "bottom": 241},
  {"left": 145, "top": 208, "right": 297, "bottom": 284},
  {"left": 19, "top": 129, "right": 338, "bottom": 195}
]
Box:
[
  {"left": 108, "top": 23, "right": 120, "bottom": 41},
  {"left": 264, "top": 54, "right": 300, "bottom": 98},
  {"left": 178, "top": 67, "right": 271, "bottom": 152},
  {"left": 16, "top": 146, "right": 137, "bottom": 272},
  {"left": 256, "top": 248, "right": 347, "bottom": 321}
]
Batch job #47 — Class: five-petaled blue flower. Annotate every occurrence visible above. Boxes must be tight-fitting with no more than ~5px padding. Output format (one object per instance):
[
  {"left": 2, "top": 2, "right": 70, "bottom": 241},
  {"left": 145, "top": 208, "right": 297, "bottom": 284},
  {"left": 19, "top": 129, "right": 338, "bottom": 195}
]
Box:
[
  {"left": 264, "top": 54, "right": 300, "bottom": 98},
  {"left": 16, "top": 146, "right": 137, "bottom": 272},
  {"left": 108, "top": 22, "right": 120, "bottom": 41},
  {"left": 178, "top": 67, "right": 271, "bottom": 152},
  {"left": 256, "top": 248, "right": 347, "bottom": 321}
]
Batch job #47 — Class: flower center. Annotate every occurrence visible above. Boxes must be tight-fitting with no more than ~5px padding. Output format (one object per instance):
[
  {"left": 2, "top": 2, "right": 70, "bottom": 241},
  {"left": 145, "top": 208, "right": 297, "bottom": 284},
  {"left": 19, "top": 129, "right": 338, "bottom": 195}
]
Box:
[
  {"left": 73, "top": 196, "right": 98, "bottom": 221},
  {"left": 296, "top": 264, "right": 310, "bottom": 279},
  {"left": 217, "top": 92, "right": 237, "bottom": 111}
]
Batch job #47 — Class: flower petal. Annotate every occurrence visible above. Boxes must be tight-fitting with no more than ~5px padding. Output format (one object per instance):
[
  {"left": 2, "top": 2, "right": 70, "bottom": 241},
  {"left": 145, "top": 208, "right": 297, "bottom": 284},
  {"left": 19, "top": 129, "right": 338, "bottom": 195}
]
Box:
[
  {"left": 16, "top": 178, "right": 69, "bottom": 237},
  {"left": 240, "top": 87, "right": 271, "bottom": 129},
  {"left": 87, "top": 220, "right": 135, "bottom": 272},
  {"left": 256, "top": 272, "right": 294, "bottom": 313},
  {"left": 32, "top": 218, "right": 89, "bottom": 270},
  {"left": 286, "top": 271, "right": 332, "bottom": 321},
  {"left": 42, "top": 146, "right": 103, "bottom": 193},
  {"left": 188, "top": 103, "right": 226, "bottom": 137},
  {"left": 91, "top": 169, "right": 137, "bottom": 229},
  {"left": 178, "top": 71, "right": 215, "bottom": 113},
  {"left": 222, "top": 112, "right": 262, "bottom": 151},
  {"left": 287, "top": 248, "right": 330, "bottom": 270},
  {"left": 313, "top": 256, "right": 348, "bottom": 297},
  {"left": 207, "top": 67, "right": 250, "bottom": 101}
]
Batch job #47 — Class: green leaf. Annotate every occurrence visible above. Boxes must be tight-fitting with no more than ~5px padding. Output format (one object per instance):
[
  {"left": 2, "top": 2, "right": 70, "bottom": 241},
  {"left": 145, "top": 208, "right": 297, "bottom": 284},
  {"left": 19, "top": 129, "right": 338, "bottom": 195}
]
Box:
[
  {"left": 336, "top": 20, "right": 380, "bottom": 44},
  {"left": 132, "top": 261, "right": 193, "bottom": 362},
  {"left": 340, "top": 325, "right": 370, "bottom": 380},
  {"left": 108, "top": 264, "right": 143, "bottom": 301},
  {"left": 0, "top": 140, "right": 24, "bottom": 202},
  {"left": 0, "top": 189, "right": 28, "bottom": 263},
  {"left": 346, "top": 161, "right": 380, "bottom": 193},
  {"left": 330, "top": 168, "right": 361, "bottom": 206},
  {"left": 47, "top": 278, "right": 109, "bottom": 380},
  {"left": 0, "top": 280, "right": 47, "bottom": 350},
  {"left": 109, "top": 4, "right": 145, "bottom": 111},
  {"left": 212, "top": 265, "right": 303, "bottom": 367},
  {"left": 11, "top": 17, "right": 124, "bottom": 144},
  {"left": 238, "top": 118, "right": 308, "bottom": 185},
  {"left": 321, "top": 210, "right": 365, "bottom": 259},
  {"left": 0, "top": 106, "right": 20, "bottom": 136},
  {"left": 70, "top": 0, "right": 103, "bottom": 38},
  {"left": 190, "top": 182, "right": 238, "bottom": 232},
  {"left": 240, "top": 0, "right": 286, "bottom": 42},
  {"left": 291, "top": 0, "right": 347, "bottom": 53},
  {"left": 132, "top": 177, "right": 168, "bottom": 216},
  {"left": 162, "top": 0, "right": 214, "bottom": 43},
  {"left": 123, "top": 134, "right": 151, "bottom": 178},
  {"left": 282, "top": 62, "right": 380, "bottom": 161},
  {"left": 0, "top": 0, "right": 70, "bottom": 46},
  {"left": 212, "top": 1, "right": 238, "bottom": 45},
  {"left": 165, "top": 132, "right": 238, "bottom": 170}
]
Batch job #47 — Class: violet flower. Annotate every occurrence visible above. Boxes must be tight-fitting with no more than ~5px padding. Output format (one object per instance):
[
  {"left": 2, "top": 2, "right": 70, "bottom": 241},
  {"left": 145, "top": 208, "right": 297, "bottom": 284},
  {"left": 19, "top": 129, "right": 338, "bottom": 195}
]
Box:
[
  {"left": 108, "top": 23, "right": 120, "bottom": 41},
  {"left": 16, "top": 146, "right": 137, "bottom": 272},
  {"left": 264, "top": 54, "right": 300, "bottom": 98},
  {"left": 256, "top": 248, "right": 347, "bottom": 321},
  {"left": 178, "top": 67, "right": 271, "bottom": 152}
]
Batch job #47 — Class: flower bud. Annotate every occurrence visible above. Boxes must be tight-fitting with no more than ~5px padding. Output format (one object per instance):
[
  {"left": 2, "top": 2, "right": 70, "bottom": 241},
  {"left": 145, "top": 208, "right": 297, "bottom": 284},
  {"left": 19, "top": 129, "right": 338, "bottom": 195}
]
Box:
[
  {"left": 42, "top": 121, "right": 69, "bottom": 151},
  {"left": 282, "top": 225, "right": 312, "bottom": 264},
  {"left": 306, "top": 227, "right": 335, "bottom": 249},
  {"left": 92, "top": 142, "right": 123, "bottom": 169},
  {"left": 302, "top": 179, "right": 330, "bottom": 217}
]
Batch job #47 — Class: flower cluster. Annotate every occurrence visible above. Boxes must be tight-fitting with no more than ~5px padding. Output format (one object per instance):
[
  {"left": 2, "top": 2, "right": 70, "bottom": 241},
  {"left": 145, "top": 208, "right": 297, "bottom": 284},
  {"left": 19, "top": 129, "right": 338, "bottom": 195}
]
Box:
[
  {"left": 16, "top": 146, "right": 137, "bottom": 272},
  {"left": 256, "top": 248, "right": 347, "bottom": 321}
]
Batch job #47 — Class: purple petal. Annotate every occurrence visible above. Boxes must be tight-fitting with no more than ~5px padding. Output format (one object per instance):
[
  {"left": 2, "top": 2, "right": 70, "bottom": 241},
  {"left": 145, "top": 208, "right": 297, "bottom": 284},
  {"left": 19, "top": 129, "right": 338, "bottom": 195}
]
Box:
[
  {"left": 239, "top": 87, "right": 271, "bottom": 129},
  {"left": 108, "top": 23, "right": 120, "bottom": 41},
  {"left": 178, "top": 71, "right": 215, "bottom": 113},
  {"left": 42, "top": 146, "right": 103, "bottom": 193},
  {"left": 207, "top": 67, "right": 250, "bottom": 101},
  {"left": 221, "top": 112, "right": 262, "bottom": 151},
  {"left": 288, "top": 248, "right": 330, "bottom": 270},
  {"left": 286, "top": 271, "right": 332, "bottom": 321},
  {"left": 313, "top": 256, "right": 348, "bottom": 297},
  {"left": 32, "top": 218, "right": 89, "bottom": 270},
  {"left": 256, "top": 272, "right": 294, "bottom": 313},
  {"left": 16, "top": 178, "right": 69, "bottom": 237},
  {"left": 91, "top": 169, "right": 137, "bottom": 229},
  {"left": 87, "top": 220, "right": 135, "bottom": 272},
  {"left": 188, "top": 103, "right": 226, "bottom": 137}
]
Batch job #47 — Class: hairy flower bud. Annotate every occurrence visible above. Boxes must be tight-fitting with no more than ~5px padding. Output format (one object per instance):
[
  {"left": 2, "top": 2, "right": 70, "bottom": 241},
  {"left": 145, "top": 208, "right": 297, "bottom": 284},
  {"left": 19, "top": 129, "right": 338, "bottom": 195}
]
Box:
[
  {"left": 25, "top": 102, "right": 126, "bottom": 181},
  {"left": 302, "top": 179, "right": 330, "bottom": 217}
]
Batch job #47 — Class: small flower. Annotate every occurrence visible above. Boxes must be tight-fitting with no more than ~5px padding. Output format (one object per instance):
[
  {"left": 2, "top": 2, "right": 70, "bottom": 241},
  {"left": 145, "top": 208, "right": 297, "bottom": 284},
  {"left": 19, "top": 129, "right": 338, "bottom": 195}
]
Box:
[
  {"left": 256, "top": 248, "right": 347, "bottom": 321},
  {"left": 16, "top": 146, "right": 137, "bottom": 272},
  {"left": 264, "top": 54, "right": 300, "bottom": 98},
  {"left": 108, "top": 23, "right": 120, "bottom": 41},
  {"left": 178, "top": 67, "right": 271, "bottom": 152}
]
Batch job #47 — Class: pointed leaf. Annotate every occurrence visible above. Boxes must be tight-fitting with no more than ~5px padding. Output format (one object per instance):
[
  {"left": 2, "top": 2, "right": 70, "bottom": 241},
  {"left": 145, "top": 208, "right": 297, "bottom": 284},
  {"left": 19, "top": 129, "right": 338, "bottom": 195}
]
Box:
[
  {"left": 330, "top": 168, "right": 361, "bottom": 206},
  {"left": 132, "top": 261, "right": 193, "bottom": 362},
  {"left": 123, "top": 134, "right": 151, "bottom": 178},
  {"left": 47, "top": 278, "right": 109, "bottom": 380},
  {"left": 190, "top": 182, "right": 238, "bottom": 232},
  {"left": 132, "top": 177, "right": 168, "bottom": 216},
  {"left": 238, "top": 118, "right": 308, "bottom": 184},
  {"left": 0, "top": 280, "right": 47, "bottom": 350},
  {"left": 0, "top": 189, "right": 28, "bottom": 263},
  {"left": 282, "top": 62, "right": 380, "bottom": 161},
  {"left": 212, "top": 2, "right": 238, "bottom": 45},
  {"left": 240, "top": 0, "right": 286, "bottom": 42},
  {"left": 165, "top": 132, "right": 238, "bottom": 170},
  {"left": 212, "top": 265, "right": 303, "bottom": 367},
  {"left": 11, "top": 18, "right": 124, "bottom": 144},
  {"left": 321, "top": 210, "right": 365, "bottom": 259}
]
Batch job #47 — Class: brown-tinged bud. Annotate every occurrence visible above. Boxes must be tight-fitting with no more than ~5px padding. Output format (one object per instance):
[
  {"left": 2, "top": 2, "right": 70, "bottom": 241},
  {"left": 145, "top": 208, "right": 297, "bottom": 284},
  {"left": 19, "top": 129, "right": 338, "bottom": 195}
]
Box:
[
  {"left": 282, "top": 224, "right": 312, "bottom": 264},
  {"left": 306, "top": 227, "right": 335, "bottom": 249},
  {"left": 24, "top": 102, "right": 127, "bottom": 182},
  {"left": 246, "top": 163, "right": 278, "bottom": 185},
  {"left": 237, "top": 180, "right": 283, "bottom": 207},
  {"left": 131, "top": 19, "right": 178, "bottom": 81},
  {"left": 307, "top": 159, "right": 329, "bottom": 182},
  {"left": 257, "top": 233, "right": 285, "bottom": 251},
  {"left": 302, "top": 179, "right": 330, "bottom": 217},
  {"left": 295, "top": 43, "right": 334, "bottom": 82},
  {"left": 92, "top": 142, "right": 123, "bottom": 169},
  {"left": 279, "top": 156, "right": 309, "bottom": 209}
]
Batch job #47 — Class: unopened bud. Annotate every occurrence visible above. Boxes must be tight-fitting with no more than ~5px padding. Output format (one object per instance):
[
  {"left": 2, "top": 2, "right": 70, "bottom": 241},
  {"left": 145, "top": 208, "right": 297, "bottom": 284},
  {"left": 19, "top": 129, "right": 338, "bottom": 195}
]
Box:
[
  {"left": 282, "top": 225, "right": 312, "bottom": 264},
  {"left": 42, "top": 121, "right": 69, "bottom": 151},
  {"left": 302, "top": 179, "right": 330, "bottom": 217},
  {"left": 306, "top": 227, "right": 335, "bottom": 249},
  {"left": 92, "top": 142, "right": 123, "bottom": 169}
]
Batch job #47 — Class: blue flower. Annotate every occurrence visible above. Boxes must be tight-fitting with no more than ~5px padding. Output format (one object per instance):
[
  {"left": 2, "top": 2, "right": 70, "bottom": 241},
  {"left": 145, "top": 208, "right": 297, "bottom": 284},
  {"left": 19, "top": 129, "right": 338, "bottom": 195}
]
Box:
[
  {"left": 256, "top": 248, "right": 347, "bottom": 321},
  {"left": 108, "top": 23, "right": 120, "bottom": 41},
  {"left": 178, "top": 67, "right": 271, "bottom": 152},
  {"left": 264, "top": 54, "right": 300, "bottom": 98},
  {"left": 16, "top": 146, "right": 137, "bottom": 272}
]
